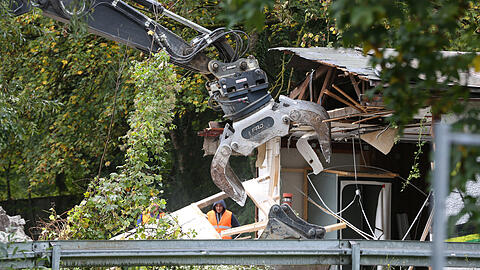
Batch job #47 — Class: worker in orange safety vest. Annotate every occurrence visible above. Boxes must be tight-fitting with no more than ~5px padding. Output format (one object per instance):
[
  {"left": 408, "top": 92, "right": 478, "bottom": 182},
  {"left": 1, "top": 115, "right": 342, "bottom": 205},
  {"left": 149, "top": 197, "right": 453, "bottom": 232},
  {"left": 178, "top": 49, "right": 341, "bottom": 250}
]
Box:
[
  {"left": 137, "top": 203, "right": 165, "bottom": 226},
  {"left": 207, "top": 200, "right": 240, "bottom": 239}
]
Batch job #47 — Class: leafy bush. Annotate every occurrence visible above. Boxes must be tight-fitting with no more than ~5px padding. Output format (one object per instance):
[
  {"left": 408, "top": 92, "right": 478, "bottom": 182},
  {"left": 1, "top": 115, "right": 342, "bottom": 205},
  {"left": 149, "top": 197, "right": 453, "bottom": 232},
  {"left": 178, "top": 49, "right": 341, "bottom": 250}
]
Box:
[{"left": 43, "top": 52, "right": 179, "bottom": 239}]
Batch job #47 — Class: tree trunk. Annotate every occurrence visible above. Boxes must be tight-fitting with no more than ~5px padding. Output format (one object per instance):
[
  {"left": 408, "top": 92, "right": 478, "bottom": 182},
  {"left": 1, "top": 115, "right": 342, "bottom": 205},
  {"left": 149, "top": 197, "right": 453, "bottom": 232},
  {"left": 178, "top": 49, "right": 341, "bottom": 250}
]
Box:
[
  {"left": 6, "top": 161, "right": 12, "bottom": 200},
  {"left": 169, "top": 129, "right": 185, "bottom": 174}
]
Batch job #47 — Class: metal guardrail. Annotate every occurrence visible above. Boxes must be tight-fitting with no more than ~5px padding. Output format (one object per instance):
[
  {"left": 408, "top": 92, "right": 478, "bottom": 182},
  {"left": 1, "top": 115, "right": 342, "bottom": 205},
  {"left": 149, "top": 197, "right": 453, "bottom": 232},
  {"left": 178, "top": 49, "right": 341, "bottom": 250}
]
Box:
[{"left": 2, "top": 239, "right": 480, "bottom": 269}]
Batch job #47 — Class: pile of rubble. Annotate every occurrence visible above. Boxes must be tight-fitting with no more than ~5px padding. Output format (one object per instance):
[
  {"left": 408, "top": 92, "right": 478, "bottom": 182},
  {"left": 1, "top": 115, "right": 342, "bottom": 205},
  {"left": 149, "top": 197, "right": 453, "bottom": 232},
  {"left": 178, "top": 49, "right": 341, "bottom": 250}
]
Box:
[{"left": 0, "top": 207, "right": 32, "bottom": 242}]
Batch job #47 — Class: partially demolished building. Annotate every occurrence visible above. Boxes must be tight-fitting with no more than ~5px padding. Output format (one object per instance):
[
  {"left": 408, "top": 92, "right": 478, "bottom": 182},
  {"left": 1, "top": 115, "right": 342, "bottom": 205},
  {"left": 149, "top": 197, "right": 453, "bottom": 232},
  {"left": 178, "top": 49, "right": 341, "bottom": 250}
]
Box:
[{"left": 194, "top": 47, "right": 480, "bottom": 241}]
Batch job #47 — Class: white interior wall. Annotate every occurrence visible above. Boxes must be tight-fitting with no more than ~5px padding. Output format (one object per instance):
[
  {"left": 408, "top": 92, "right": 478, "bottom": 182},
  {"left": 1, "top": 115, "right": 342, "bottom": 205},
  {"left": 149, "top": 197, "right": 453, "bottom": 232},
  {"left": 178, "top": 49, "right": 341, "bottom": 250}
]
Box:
[
  {"left": 280, "top": 148, "right": 308, "bottom": 217},
  {"left": 308, "top": 172, "right": 338, "bottom": 239},
  {"left": 280, "top": 147, "right": 361, "bottom": 218}
]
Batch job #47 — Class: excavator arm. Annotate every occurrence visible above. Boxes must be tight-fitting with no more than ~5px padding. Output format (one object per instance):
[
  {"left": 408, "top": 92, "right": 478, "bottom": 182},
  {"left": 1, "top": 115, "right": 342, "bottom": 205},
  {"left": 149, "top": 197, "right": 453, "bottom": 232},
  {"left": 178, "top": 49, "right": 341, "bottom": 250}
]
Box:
[
  {"left": 9, "top": 0, "right": 234, "bottom": 74},
  {"left": 7, "top": 0, "right": 332, "bottom": 239}
]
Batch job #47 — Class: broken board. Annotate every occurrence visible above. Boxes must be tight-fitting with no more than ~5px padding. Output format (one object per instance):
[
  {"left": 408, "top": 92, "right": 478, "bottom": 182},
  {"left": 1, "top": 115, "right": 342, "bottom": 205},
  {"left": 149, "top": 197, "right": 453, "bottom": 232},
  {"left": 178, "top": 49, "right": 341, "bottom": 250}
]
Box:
[
  {"left": 360, "top": 128, "right": 398, "bottom": 155},
  {"left": 111, "top": 203, "right": 221, "bottom": 240},
  {"left": 169, "top": 204, "right": 221, "bottom": 239}
]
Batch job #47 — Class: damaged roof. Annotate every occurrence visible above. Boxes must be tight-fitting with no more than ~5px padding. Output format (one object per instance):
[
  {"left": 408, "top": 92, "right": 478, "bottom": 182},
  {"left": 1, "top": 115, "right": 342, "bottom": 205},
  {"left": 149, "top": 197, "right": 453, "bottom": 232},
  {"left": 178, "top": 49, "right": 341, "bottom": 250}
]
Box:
[
  {"left": 270, "top": 47, "right": 480, "bottom": 89},
  {"left": 271, "top": 47, "right": 378, "bottom": 81}
]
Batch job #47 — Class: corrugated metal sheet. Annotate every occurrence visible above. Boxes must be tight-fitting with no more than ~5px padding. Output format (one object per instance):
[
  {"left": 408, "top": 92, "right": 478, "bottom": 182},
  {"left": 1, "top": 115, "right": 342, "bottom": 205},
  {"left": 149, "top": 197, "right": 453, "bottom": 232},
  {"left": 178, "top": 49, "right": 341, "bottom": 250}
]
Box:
[
  {"left": 270, "top": 47, "right": 480, "bottom": 89},
  {"left": 270, "top": 47, "right": 378, "bottom": 81}
]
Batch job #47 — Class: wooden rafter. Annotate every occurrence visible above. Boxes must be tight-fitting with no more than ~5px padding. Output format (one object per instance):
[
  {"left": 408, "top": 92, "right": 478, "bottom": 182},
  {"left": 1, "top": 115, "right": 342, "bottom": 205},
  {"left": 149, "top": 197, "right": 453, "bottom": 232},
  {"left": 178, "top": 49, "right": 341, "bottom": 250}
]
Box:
[
  {"left": 323, "top": 169, "right": 398, "bottom": 178},
  {"left": 332, "top": 84, "right": 367, "bottom": 112},
  {"left": 289, "top": 75, "right": 309, "bottom": 99},
  {"left": 349, "top": 74, "right": 362, "bottom": 100},
  {"left": 325, "top": 223, "right": 347, "bottom": 232},
  {"left": 317, "top": 68, "right": 334, "bottom": 104},
  {"left": 351, "top": 111, "right": 392, "bottom": 124},
  {"left": 324, "top": 89, "right": 364, "bottom": 112},
  {"left": 323, "top": 110, "right": 393, "bottom": 123},
  {"left": 290, "top": 67, "right": 327, "bottom": 100},
  {"left": 195, "top": 192, "right": 229, "bottom": 209},
  {"left": 220, "top": 220, "right": 268, "bottom": 237},
  {"left": 362, "top": 80, "right": 366, "bottom": 96}
]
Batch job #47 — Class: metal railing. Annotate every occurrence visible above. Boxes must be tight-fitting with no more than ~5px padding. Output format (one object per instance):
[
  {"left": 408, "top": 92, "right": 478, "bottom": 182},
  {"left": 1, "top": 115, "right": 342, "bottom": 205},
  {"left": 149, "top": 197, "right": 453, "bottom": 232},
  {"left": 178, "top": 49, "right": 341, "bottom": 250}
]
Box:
[{"left": 2, "top": 239, "right": 480, "bottom": 269}]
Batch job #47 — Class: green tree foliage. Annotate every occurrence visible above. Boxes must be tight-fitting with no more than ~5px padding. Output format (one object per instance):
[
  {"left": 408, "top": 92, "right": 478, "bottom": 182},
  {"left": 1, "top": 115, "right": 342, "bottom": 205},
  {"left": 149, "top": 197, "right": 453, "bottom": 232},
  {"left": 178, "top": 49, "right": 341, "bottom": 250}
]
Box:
[
  {"left": 235, "top": 0, "right": 339, "bottom": 99},
  {"left": 449, "top": 108, "right": 480, "bottom": 232},
  {"left": 219, "top": 0, "right": 274, "bottom": 31},
  {"left": 0, "top": 12, "right": 137, "bottom": 199},
  {"left": 330, "top": 0, "right": 480, "bottom": 127},
  {"left": 63, "top": 52, "right": 178, "bottom": 239}
]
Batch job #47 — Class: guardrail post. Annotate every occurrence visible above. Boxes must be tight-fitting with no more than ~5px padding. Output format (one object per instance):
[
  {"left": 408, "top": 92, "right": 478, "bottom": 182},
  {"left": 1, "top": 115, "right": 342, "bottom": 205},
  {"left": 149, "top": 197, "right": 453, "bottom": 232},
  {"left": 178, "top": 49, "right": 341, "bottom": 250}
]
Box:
[
  {"left": 351, "top": 241, "right": 360, "bottom": 270},
  {"left": 51, "top": 244, "right": 60, "bottom": 270},
  {"left": 432, "top": 124, "right": 450, "bottom": 270}
]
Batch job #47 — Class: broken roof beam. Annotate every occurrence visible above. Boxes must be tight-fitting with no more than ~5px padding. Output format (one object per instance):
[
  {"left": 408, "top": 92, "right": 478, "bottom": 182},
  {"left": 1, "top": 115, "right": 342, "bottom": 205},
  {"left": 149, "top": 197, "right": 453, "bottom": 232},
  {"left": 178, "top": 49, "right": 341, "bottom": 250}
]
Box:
[
  {"left": 289, "top": 74, "right": 309, "bottom": 99},
  {"left": 220, "top": 220, "right": 269, "bottom": 238},
  {"left": 351, "top": 111, "right": 393, "bottom": 125},
  {"left": 332, "top": 84, "right": 368, "bottom": 112},
  {"left": 327, "top": 107, "right": 361, "bottom": 118},
  {"left": 289, "top": 67, "right": 328, "bottom": 100},
  {"left": 317, "top": 68, "right": 334, "bottom": 104},
  {"left": 349, "top": 73, "right": 362, "bottom": 100},
  {"left": 323, "top": 169, "right": 398, "bottom": 178},
  {"left": 325, "top": 222, "right": 347, "bottom": 233},
  {"left": 324, "top": 110, "right": 392, "bottom": 123},
  {"left": 323, "top": 89, "right": 366, "bottom": 113},
  {"left": 195, "top": 191, "right": 229, "bottom": 210}
]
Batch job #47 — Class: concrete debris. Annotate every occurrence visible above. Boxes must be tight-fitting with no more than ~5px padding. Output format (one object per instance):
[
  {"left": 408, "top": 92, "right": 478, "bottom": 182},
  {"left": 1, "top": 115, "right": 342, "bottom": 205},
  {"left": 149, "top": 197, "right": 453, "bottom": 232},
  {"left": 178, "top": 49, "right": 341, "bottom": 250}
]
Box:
[{"left": 0, "top": 206, "right": 32, "bottom": 243}]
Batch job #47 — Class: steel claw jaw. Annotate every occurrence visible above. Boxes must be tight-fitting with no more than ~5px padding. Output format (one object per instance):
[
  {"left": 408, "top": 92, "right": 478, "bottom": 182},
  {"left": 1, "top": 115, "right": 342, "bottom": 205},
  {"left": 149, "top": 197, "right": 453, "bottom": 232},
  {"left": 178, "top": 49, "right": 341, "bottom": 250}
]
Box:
[
  {"left": 209, "top": 96, "right": 331, "bottom": 207},
  {"left": 210, "top": 125, "right": 247, "bottom": 206},
  {"left": 279, "top": 95, "right": 332, "bottom": 164}
]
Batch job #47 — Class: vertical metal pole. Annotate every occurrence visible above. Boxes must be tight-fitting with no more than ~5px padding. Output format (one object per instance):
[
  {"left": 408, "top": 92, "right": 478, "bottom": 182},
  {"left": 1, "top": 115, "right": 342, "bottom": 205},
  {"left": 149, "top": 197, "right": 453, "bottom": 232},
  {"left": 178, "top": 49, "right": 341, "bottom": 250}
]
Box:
[
  {"left": 432, "top": 124, "right": 450, "bottom": 270},
  {"left": 351, "top": 242, "right": 360, "bottom": 270},
  {"left": 51, "top": 244, "right": 60, "bottom": 270}
]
